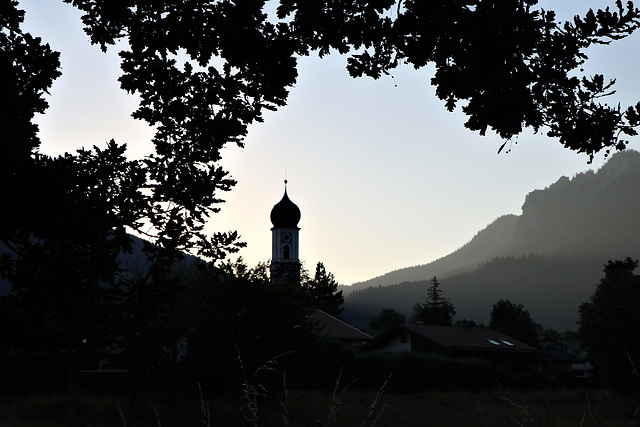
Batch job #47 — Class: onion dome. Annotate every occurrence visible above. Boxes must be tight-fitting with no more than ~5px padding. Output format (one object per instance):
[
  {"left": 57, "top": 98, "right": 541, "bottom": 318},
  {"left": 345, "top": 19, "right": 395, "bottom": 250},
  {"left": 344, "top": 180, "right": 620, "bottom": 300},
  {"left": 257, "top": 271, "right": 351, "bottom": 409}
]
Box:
[{"left": 270, "top": 180, "right": 301, "bottom": 228}]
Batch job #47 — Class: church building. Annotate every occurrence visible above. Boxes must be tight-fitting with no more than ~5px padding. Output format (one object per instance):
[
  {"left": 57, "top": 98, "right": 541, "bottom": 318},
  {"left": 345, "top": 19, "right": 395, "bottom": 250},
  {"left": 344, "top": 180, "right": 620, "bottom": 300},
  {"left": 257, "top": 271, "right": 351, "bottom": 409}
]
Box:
[{"left": 270, "top": 180, "right": 301, "bottom": 284}]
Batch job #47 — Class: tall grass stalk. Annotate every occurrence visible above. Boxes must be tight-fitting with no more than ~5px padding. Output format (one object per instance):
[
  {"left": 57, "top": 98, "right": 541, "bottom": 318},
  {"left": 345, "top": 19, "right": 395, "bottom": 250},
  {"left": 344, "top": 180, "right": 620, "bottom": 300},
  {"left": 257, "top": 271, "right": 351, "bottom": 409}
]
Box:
[
  {"left": 280, "top": 371, "right": 289, "bottom": 427},
  {"left": 499, "top": 395, "right": 533, "bottom": 426},
  {"left": 2, "top": 388, "right": 640, "bottom": 426},
  {"left": 237, "top": 346, "right": 293, "bottom": 427},
  {"left": 198, "top": 382, "right": 211, "bottom": 427},
  {"left": 118, "top": 406, "right": 127, "bottom": 427},
  {"left": 360, "top": 373, "right": 391, "bottom": 427},
  {"left": 323, "top": 366, "right": 356, "bottom": 427},
  {"left": 626, "top": 349, "right": 640, "bottom": 425}
]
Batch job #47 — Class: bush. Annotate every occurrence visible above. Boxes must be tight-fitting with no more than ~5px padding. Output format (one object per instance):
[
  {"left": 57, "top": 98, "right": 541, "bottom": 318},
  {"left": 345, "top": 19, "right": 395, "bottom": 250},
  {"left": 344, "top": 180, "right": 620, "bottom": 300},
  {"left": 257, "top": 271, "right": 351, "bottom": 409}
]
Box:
[{"left": 342, "top": 352, "right": 494, "bottom": 393}]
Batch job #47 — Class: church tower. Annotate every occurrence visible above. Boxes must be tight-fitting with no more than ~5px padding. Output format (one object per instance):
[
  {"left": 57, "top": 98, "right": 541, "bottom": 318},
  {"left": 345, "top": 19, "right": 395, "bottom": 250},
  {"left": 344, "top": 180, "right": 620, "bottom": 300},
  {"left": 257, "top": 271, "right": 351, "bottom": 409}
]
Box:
[{"left": 270, "top": 180, "right": 301, "bottom": 284}]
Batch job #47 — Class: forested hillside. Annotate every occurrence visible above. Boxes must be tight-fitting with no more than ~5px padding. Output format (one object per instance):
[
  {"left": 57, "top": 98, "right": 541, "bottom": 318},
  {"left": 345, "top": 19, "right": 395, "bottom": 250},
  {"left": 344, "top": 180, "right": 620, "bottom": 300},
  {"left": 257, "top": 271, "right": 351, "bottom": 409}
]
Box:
[
  {"left": 344, "top": 254, "right": 606, "bottom": 331},
  {"left": 343, "top": 150, "right": 640, "bottom": 331},
  {"left": 345, "top": 214, "right": 520, "bottom": 292}
]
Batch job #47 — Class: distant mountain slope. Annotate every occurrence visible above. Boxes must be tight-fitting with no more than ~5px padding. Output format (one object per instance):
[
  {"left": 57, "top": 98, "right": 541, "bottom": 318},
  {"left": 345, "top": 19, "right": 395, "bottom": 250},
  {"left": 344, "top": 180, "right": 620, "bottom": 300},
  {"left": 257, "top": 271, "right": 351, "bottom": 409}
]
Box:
[
  {"left": 344, "top": 254, "right": 607, "bottom": 332},
  {"left": 346, "top": 150, "right": 640, "bottom": 293},
  {"left": 0, "top": 235, "right": 200, "bottom": 295},
  {"left": 504, "top": 151, "right": 639, "bottom": 258},
  {"left": 345, "top": 214, "right": 519, "bottom": 292},
  {"left": 343, "top": 150, "right": 640, "bottom": 331}
]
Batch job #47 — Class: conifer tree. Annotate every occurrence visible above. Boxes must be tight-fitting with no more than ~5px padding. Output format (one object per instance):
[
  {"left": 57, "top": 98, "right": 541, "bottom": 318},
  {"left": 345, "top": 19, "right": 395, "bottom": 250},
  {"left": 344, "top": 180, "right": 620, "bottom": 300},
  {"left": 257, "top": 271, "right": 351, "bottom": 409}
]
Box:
[
  {"left": 412, "top": 276, "right": 456, "bottom": 326},
  {"left": 304, "top": 262, "right": 344, "bottom": 317}
]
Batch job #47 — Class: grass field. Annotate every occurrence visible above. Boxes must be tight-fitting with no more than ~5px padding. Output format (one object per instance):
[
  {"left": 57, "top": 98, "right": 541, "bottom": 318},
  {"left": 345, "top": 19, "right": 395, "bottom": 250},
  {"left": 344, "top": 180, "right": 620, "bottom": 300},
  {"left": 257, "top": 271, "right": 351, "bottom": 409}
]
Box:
[{"left": 0, "top": 388, "right": 638, "bottom": 426}]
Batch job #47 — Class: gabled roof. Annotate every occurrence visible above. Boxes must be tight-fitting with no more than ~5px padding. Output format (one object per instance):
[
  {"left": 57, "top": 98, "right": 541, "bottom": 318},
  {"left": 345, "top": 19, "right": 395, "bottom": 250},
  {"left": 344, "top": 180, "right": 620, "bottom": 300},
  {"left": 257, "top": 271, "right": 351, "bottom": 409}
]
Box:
[
  {"left": 310, "top": 309, "right": 372, "bottom": 342},
  {"left": 400, "top": 324, "right": 539, "bottom": 353}
]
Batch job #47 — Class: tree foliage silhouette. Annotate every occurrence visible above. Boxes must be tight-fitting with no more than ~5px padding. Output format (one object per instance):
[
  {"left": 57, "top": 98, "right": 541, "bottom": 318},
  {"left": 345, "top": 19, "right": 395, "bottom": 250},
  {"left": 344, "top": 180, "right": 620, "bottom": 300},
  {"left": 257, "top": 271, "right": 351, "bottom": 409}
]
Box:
[
  {"left": 369, "top": 307, "right": 406, "bottom": 330},
  {"left": 412, "top": 276, "right": 456, "bottom": 326},
  {"left": 577, "top": 257, "right": 640, "bottom": 389},
  {"left": 1, "top": 2, "right": 245, "bottom": 365},
  {"left": 341, "top": 0, "right": 640, "bottom": 160},
  {"left": 186, "top": 258, "right": 316, "bottom": 384},
  {"left": 489, "top": 299, "right": 538, "bottom": 346},
  {"left": 303, "top": 262, "right": 344, "bottom": 317},
  {"left": 61, "top": 0, "right": 640, "bottom": 161}
]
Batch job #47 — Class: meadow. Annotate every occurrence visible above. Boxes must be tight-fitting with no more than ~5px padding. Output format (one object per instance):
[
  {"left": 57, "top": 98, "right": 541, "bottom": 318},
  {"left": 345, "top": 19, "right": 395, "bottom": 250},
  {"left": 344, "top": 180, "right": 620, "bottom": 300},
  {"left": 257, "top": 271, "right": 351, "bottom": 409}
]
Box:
[{"left": 0, "top": 388, "right": 638, "bottom": 427}]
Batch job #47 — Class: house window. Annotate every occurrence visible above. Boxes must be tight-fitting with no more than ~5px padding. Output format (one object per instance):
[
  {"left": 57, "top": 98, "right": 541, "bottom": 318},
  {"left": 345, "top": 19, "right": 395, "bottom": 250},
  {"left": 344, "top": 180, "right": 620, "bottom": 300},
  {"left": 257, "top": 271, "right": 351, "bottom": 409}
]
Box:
[
  {"left": 283, "top": 245, "right": 290, "bottom": 259},
  {"left": 400, "top": 333, "right": 408, "bottom": 344}
]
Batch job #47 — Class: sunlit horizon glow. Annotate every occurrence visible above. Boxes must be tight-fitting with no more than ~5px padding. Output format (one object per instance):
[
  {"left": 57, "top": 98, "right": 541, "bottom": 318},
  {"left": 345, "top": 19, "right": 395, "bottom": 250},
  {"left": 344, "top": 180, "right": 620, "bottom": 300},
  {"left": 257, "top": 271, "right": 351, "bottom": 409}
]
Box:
[{"left": 19, "top": 0, "right": 639, "bottom": 285}]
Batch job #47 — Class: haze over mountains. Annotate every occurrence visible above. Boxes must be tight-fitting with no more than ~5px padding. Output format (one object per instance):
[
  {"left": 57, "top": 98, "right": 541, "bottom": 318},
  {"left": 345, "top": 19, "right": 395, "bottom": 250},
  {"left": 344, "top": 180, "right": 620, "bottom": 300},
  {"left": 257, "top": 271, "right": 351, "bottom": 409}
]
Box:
[{"left": 342, "top": 150, "right": 640, "bottom": 332}]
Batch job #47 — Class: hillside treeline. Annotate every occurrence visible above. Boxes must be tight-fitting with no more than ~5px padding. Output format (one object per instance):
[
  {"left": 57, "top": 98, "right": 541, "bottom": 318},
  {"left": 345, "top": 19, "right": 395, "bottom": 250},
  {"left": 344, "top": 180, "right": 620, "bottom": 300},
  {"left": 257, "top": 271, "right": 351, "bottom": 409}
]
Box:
[{"left": 344, "top": 254, "right": 608, "bottom": 331}]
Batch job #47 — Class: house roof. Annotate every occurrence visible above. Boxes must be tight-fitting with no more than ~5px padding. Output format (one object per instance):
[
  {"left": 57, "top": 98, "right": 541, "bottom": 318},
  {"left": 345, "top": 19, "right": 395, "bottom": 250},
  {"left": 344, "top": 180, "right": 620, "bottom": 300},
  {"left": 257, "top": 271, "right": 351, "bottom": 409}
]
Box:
[
  {"left": 400, "top": 324, "right": 539, "bottom": 353},
  {"left": 310, "top": 309, "right": 372, "bottom": 342}
]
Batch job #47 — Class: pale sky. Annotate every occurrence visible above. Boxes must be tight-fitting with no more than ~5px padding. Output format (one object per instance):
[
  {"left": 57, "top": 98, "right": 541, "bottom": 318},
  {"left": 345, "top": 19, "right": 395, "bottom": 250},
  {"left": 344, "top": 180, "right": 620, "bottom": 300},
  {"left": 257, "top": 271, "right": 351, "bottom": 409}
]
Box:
[{"left": 19, "top": 0, "right": 640, "bottom": 285}]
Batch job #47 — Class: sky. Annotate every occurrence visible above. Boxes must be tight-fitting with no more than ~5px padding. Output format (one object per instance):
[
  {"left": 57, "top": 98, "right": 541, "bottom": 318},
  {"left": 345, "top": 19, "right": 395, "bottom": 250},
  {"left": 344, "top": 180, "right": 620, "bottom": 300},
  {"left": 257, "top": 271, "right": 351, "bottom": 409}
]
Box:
[{"left": 18, "top": 0, "right": 640, "bottom": 286}]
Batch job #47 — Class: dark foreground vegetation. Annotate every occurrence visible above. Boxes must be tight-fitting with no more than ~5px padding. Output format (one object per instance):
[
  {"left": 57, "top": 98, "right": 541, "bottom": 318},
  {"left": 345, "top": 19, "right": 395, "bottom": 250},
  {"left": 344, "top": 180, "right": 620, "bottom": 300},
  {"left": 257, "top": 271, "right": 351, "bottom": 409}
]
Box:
[
  {"left": 2, "top": 343, "right": 639, "bottom": 426},
  {"left": 3, "top": 3, "right": 640, "bottom": 425},
  {"left": 0, "top": 388, "right": 638, "bottom": 426}
]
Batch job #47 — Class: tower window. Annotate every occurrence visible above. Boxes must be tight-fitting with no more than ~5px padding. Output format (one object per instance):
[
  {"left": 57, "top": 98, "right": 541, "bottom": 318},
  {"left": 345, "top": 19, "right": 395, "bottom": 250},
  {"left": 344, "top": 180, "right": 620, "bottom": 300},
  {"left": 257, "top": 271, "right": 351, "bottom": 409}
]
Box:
[{"left": 283, "top": 245, "right": 290, "bottom": 259}]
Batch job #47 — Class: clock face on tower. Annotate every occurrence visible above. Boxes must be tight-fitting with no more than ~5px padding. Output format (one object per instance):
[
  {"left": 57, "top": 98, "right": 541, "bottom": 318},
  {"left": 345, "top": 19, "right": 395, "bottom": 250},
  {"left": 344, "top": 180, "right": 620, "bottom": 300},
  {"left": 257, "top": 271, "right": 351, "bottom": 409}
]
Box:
[{"left": 282, "top": 233, "right": 292, "bottom": 243}]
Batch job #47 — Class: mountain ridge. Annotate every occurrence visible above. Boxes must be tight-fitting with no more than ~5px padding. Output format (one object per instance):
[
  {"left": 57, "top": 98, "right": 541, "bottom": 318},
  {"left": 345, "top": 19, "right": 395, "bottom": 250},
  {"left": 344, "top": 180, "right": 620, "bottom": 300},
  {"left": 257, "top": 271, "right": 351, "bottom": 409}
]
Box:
[
  {"left": 342, "top": 150, "right": 640, "bottom": 331},
  {"left": 345, "top": 150, "right": 640, "bottom": 292}
]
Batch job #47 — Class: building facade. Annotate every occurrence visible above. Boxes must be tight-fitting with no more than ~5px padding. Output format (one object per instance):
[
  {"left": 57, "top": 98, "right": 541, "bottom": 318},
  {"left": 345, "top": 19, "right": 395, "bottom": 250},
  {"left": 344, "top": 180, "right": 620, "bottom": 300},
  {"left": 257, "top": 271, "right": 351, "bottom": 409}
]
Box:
[{"left": 270, "top": 180, "right": 301, "bottom": 284}]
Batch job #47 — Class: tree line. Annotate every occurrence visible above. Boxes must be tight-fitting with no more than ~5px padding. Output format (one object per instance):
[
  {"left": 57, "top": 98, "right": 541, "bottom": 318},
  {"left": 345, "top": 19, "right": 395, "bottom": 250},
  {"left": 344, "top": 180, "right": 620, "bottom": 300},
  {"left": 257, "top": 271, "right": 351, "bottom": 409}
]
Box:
[
  {"left": 0, "top": 256, "right": 344, "bottom": 394},
  {"left": 368, "top": 276, "right": 540, "bottom": 345},
  {"left": 368, "top": 258, "right": 640, "bottom": 390}
]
